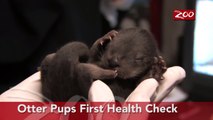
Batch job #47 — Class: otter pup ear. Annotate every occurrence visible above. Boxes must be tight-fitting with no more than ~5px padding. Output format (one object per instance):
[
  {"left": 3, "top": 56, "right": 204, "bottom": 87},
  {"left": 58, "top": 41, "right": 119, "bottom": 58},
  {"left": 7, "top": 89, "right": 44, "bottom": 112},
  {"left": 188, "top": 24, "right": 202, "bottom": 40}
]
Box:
[{"left": 148, "top": 56, "right": 167, "bottom": 81}]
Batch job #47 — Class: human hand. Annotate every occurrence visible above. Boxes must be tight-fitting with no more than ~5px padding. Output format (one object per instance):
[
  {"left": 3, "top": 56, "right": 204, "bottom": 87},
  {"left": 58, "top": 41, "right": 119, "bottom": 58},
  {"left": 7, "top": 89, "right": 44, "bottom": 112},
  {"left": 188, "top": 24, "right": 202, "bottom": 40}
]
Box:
[
  {"left": 88, "top": 66, "right": 185, "bottom": 120},
  {"left": 0, "top": 66, "right": 185, "bottom": 102},
  {"left": 89, "top": 66, "right": 185, "bottom": 102}
]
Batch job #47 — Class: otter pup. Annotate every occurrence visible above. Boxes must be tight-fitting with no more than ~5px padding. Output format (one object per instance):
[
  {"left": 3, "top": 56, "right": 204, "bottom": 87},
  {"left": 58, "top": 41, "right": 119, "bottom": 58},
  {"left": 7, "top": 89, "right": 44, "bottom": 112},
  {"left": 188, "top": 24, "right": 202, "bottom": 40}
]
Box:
[
  {"left": 40, "top": 28, "right": 166, "bottom": 101},
  {"left": 90, "top": 28, "right": 167, "bottom": 99},
  {"left": 40, "top": 42, "right": 117, "bottom": 101}
]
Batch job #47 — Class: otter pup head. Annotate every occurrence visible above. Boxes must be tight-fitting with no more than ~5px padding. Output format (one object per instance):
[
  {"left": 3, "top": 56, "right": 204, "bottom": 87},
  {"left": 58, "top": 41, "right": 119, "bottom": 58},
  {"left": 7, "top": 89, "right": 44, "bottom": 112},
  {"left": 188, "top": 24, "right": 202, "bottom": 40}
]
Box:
[{"left": 101, "top": 28, "right": 158, "bottom": 79}]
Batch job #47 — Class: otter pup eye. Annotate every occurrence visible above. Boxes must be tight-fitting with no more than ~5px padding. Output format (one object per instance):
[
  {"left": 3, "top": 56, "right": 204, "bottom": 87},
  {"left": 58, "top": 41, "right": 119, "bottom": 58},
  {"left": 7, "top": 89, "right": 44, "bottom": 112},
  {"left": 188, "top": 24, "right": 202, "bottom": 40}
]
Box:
[
  {"left": 135, "top": 56, "right": 145, "bottom": 63},
  {"left": 135, "top": 58, "right": 143, "bottom": 62}
]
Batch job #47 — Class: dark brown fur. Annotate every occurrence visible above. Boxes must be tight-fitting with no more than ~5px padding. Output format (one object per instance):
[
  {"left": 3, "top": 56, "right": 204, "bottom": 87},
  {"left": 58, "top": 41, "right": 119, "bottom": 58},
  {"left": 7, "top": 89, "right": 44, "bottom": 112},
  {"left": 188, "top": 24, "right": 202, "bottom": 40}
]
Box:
[
  {"left": 40, "top": 28, "right": 166, "bottom": 101},
  {"left": 90, "top": 28, "right": 167, "bottom": 99},
  {"left": 40, "top": 42, "right": 116, "bottom": 101}
]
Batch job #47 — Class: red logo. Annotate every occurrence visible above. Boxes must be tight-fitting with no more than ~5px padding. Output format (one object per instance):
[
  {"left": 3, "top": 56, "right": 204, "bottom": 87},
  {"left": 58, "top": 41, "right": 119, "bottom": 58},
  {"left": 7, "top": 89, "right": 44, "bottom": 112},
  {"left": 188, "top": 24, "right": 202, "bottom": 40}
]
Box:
[{"left": 173, "top": 9, "right": 195, "bottom": 20}]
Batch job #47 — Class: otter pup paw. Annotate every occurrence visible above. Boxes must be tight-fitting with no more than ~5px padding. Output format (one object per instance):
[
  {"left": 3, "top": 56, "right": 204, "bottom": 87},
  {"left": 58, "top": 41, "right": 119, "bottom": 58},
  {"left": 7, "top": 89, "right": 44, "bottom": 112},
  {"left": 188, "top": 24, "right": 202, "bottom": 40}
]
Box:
[
  {"left": 100, "top": 30, "right": 118, "bottom": 46},
  {"left": 148, "top": 56, "right": 167, "bottom": 81}
]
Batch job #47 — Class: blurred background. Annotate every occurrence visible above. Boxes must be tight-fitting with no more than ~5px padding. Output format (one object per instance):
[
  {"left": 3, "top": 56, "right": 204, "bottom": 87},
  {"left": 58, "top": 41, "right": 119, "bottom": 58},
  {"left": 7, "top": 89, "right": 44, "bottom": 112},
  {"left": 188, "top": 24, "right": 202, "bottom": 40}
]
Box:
[{"left": 0, "top": 0, "right": 213, "bottom": 103}]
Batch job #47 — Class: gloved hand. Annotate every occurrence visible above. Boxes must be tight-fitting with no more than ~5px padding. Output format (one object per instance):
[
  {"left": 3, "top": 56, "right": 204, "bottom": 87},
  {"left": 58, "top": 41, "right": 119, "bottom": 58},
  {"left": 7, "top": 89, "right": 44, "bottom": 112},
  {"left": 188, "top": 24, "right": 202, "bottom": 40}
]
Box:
[
  {"left": 0, "top": 67, "right": 185, "bottom": 102},
  {"left": 88, "top": 66, "right": 186, "bottom": 102}
]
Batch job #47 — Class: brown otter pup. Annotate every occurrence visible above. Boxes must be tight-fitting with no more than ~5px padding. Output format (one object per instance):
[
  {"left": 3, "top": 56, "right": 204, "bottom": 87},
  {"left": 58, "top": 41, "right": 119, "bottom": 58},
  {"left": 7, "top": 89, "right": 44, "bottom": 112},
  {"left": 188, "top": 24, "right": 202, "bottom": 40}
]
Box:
[
  {"left": 40, "top": 28, "right": 167, "bottom": 101},
  {"left": 90, "top": 28, "right": 167, "bottom": 99},
  {"left": 40, "top": 42, "right": 117, "bottom": 101}
]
